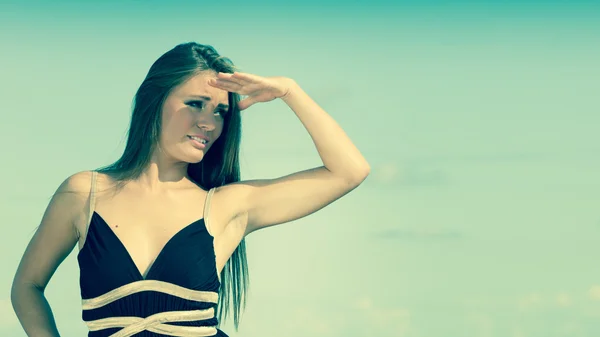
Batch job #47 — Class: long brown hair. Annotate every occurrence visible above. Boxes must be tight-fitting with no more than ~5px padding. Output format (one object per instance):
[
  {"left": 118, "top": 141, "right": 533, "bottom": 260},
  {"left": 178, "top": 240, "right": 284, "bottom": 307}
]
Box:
[{"left": 96, "top": 42, "right": 248, "bottom": 329}]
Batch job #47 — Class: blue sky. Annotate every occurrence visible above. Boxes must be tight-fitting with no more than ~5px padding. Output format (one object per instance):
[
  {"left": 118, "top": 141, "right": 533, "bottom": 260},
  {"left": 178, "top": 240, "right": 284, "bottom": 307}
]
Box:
[{"left": 1, "top": 1, "right": 599, "bottom": 336}]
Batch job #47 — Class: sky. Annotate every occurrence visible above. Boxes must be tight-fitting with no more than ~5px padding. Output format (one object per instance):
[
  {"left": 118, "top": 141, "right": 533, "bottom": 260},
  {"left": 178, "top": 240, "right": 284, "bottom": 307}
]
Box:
[{"left": 1, "top": 0, "right": 599, "bottom": 336}]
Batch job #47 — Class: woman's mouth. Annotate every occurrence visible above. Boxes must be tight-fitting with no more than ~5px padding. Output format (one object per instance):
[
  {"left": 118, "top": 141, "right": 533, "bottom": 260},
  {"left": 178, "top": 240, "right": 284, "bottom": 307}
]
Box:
[{"left": 187, "top": 135, "right": 208, "bottom": 149}]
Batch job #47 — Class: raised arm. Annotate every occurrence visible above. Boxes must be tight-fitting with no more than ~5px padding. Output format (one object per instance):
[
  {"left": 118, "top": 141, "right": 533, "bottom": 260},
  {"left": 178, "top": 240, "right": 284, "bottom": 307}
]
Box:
[
  {"left": 209, "top": 72, "right": 370, "bottom": 235},
  {"left": 11, "top": 171, "right": 91, "bottom": 337}
]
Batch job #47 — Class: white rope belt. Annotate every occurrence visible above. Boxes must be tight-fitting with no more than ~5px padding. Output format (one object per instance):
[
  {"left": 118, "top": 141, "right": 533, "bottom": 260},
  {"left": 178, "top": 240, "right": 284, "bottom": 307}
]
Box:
[
  {"left": 86, "top": 308, "right": 217, "bottom": 337},
  {"left": 81, "top": 280, "right": 220, "bottom": 336},
  {"left": 82, "top": 280, "right": 219, "bottom": 310}
]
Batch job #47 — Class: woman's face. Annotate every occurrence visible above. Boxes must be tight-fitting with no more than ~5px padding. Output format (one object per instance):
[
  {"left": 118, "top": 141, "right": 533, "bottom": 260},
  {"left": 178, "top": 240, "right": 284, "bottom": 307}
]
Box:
[{"left": 159, "top": 71, "right": 230, "bottom": 164}]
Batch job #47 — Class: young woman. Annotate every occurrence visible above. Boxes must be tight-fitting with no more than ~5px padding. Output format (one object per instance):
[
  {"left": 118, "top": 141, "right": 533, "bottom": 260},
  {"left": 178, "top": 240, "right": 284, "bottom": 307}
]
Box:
[{"left": 11, "top": 42, "right": 370, "bottom": 337}]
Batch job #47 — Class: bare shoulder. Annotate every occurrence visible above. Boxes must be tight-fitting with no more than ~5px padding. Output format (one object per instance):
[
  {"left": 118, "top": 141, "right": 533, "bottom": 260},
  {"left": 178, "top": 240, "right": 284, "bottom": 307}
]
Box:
[
  {"left": 58, "top": 170, "right": 95, "bottom": 194},
  {"left": 52, "top": 170, "right": 96, "bottom": 235},
  {"left": 54, "top": 171, "right": 95, "bottom": 208}
]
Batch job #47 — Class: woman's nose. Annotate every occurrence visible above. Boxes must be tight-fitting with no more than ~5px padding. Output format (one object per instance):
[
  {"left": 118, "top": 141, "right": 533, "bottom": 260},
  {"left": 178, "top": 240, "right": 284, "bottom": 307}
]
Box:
[{"left": 196, "top": 114, "right": 217, "bottom": 131}]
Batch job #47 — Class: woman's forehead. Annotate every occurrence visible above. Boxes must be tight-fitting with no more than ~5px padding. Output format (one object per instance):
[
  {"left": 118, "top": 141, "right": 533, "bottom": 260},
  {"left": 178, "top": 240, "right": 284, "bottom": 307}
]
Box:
[{"left": 173, "top": 72, "right": 229, "bottom": 106}]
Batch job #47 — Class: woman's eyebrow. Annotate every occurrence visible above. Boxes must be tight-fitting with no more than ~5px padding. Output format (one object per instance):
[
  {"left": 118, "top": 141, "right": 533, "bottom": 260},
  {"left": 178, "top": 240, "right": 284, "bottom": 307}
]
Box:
[{"left": 188, "top": 95, "right": 229, "bottom": 109}]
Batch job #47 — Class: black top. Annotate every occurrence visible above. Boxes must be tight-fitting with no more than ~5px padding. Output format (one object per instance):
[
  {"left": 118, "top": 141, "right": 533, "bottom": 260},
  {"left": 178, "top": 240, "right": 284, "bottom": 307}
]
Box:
[{"left": 77, "top": 171, "right": 228, "bottom": 337}]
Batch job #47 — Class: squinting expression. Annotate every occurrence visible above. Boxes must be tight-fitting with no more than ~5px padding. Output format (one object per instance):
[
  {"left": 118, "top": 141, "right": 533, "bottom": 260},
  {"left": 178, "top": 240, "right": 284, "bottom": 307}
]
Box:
[{"left": 159, "top": 71, "right": 230, "bottom": 164}]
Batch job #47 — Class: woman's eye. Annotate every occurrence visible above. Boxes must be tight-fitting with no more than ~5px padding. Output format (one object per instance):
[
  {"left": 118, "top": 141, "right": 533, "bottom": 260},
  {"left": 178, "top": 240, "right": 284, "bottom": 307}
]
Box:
[
  {"left": 214, "top": 109, "right": 228, "bottom": 117},
  {"left": 187, "top": 100, "right": 227, "bottom": 118},
  {"left": 187, "top": 101, "right": 204, "bottom": 109}
]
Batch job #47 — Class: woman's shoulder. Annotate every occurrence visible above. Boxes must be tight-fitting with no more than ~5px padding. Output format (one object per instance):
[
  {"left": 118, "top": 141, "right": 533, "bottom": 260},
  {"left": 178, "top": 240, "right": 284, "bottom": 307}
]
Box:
[
  {"left": 58, "top": 170, "right": 116, "bottom": 193},
  {"left": 43, "top": 171, "right": 97, "bottom": 238},
  {"left": 54, "top": 170, "right": 119, "bottom": 203},
  {"left": 55, "top": 170, "right": 96, "bottom": 195}
]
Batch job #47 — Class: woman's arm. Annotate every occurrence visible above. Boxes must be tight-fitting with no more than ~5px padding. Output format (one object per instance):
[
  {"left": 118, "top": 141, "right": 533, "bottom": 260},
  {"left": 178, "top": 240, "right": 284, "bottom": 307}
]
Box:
[
  {"left": 11, "top": 172, "right": 90, "bottom": 336},
  {"left": 210, "top": 72, "right": 370, "bottom": 235}
]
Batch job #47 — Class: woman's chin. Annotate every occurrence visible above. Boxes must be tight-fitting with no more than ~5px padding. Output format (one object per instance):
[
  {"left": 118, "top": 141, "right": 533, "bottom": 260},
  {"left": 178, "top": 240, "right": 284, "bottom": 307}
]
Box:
[
  {"left": 170, "top": 145, "right": 208, "bottom": 164},
  {"left": 189, "top": 150, "right": 209, "bottom": 163},
  {"left": 185, "top": 155, "right": 205, "bottom": 164}
]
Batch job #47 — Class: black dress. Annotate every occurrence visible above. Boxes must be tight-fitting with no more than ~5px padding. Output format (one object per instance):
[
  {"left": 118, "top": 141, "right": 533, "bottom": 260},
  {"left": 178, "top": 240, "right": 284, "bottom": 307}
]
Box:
[{"left": 77, "top": 171, "right": 228, "bottom": 337}]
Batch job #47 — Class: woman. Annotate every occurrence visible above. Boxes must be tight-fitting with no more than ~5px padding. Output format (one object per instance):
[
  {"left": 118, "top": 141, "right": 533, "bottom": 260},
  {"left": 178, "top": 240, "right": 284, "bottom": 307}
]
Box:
[{"left": 11, "top": 42, "right": 370, "bottom": 337}]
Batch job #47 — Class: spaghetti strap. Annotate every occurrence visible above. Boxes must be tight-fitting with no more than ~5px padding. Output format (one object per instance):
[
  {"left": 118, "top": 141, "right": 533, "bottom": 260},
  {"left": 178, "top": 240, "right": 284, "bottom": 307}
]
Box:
[
  {"left": 202, "top": 187, "right": 220, "bottom": 282},
  {"left": 81, "top": 171, "right": 98, "bottom": 248},
  {"left": 203, "top": 188, "right": 215, "bottom": 236}
]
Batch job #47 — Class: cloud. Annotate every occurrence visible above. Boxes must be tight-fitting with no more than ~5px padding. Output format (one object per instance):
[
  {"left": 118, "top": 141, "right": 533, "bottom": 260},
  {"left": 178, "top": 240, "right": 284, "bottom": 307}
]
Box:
[
  {"left": 373, "top": 227, "right": 463, "bottom": 241},
  {"left": 406, "top": 151, "right": 553, "bottom": 166},
  {"left": 281, "top": 297, "right": 412, "bottom": 337},
  {"left": 518, "top": 293, "right": 543, "bottom": 312},
  {"left": 354, "top": 296, "right": 374, "bottom": 311},
  {"left": 465, "top": 312, "right": 494, "bottom": 337},
  {"left": 556, "top": 293, "right": 573, "bottom": 308},
  {"left": 558, "top": 321, "right": 585, "bottom": 336},
  {"left": 283, "top": 307, "right": 339, "bottom": 336},
  {"left": 368, "top": 163, "right": 449, "bottom": 188},
  {"left": 0, "top": 298, "right": 18, "bottom": 327},
  {"left": 515, "top": 292, "right": 576, "bottom": 313},
  {"left": 310, "top": 84, "right": 356, "bottom": 108},
  {"left": 372, "top": 163, "right": 400, "bottom": 184},
  {"left": 353, "top": 296, "right": 412, "bottom": 336},
  {"left": 511, "top": 325, "right": 527, "bottom": 337},
  {"left": 584, "top": 307, "right": 600, "bottom": 319},
  {"left": 517, "top": 292, "right": 573, "bottom": 311},
  {"left": 589, "top": 285, "right": 600, "bottom": 301}
]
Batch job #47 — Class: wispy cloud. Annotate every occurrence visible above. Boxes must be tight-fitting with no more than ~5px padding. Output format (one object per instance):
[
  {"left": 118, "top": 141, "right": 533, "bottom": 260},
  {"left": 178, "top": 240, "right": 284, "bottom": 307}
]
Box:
[
  {"left": 406, "top": 152, "right": 552, "bottom": 166},
  {"left": 517, "top": 292, "right": 544, "bottom": 312},
  {"left": 368, "top": 162, "right": 449, "bottom": 188},
  {"left": 282, "top": 307, "right": 341, "bottom": 336},
  {"left": 465, "top": 312, "right": 494, "bottom": 337},
  {"left": 0, "top": 298, "right": 18, "bottom": 327},
  {"left": 589, "top": 285, "right": 600, "bottom": 301},
  {"left": 373, "top": 227, "right": 463, "bottom": 240},
  {"left": 353, "top": 296, "right": 412, "bottom": 336},
  {"left": 517, "top": 292, "right": 576, "bottom": 312},
  {"left": 278, "top": 297, "right": 412, "bottom": 337},
  {"left": 310, "top": 84, "right": 356, "bottom": 108},
  {"left": 584, "top": 307, "right": 600, "bottom": 319},
  {"left": 558, "top": 320, "right": 585, "bottom": 337},
  {"left": 555, "top": 293, "right": 573, "bottom": 308}
]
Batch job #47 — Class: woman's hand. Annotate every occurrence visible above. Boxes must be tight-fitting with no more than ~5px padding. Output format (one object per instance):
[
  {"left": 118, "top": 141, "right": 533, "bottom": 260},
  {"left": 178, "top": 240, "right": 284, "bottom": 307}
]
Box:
[{"left": 208, "top": 72, "right": 295, "bottom": 110}]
